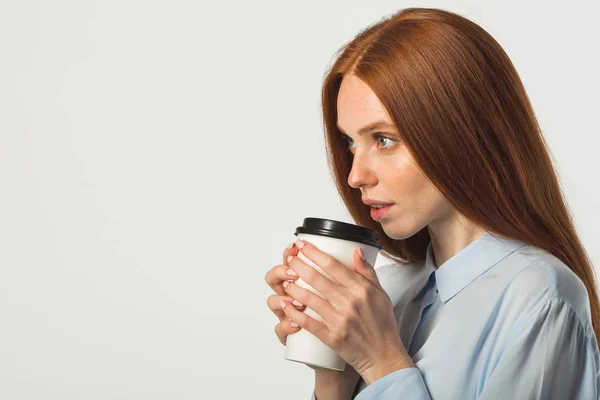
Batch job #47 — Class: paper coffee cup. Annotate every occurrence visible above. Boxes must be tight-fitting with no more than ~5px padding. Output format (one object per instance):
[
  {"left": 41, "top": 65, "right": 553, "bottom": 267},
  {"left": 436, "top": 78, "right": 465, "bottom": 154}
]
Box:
[{"left": 284, "top": 217, "right": 383, "bottom": 371}]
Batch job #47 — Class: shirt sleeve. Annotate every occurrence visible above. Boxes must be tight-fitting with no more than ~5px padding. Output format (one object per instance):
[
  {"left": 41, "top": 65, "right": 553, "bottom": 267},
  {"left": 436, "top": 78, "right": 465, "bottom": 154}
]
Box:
[
  {"left": 309, "top": 368, "right": 431, "bottom": 400},
  {"left": 353, "top": 367, "right": 432, "bottom": 400},
  {"left": 478, "top": 295, "right": 600, "bottom": 399}
]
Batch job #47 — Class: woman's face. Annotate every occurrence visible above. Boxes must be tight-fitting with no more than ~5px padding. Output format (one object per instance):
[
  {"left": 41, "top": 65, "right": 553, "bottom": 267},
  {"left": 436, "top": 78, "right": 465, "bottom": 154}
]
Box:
[{"left": 336, "top": 74, "right": 453, "bottom": 240}]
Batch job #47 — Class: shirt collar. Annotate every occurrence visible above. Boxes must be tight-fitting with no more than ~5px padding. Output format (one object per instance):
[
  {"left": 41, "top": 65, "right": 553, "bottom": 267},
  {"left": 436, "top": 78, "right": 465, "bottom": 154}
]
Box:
[{"left": 423, "top": 231, "right": 527, "bottom": 303}]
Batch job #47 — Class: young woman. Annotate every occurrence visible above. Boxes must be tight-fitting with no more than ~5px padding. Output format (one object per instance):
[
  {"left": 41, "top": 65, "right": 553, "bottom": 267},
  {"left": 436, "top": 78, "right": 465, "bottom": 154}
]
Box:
[{"left": 265, "top": 7, "right": 600, "bottom": 399}]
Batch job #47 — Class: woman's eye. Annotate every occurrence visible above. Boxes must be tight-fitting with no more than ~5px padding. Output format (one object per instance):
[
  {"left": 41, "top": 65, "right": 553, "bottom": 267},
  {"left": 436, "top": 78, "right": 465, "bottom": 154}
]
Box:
[{"left": 344, "top": 133, "right": 396, "bottom": 151}]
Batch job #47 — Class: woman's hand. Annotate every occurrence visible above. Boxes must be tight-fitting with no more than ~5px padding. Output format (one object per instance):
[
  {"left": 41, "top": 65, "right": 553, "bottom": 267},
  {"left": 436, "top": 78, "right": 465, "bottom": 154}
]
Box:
[
  {"left": 280, "top": 239, "right": 414, "bottom": 382},
  {"left": 265, "top": 241, "right": 363, "bottom": 397},
  {"left": 264, "top": 242, "right": 306, "bottom": 346},
  {"left": 264, "top": 242, "right": 360, "bottom": 382}
]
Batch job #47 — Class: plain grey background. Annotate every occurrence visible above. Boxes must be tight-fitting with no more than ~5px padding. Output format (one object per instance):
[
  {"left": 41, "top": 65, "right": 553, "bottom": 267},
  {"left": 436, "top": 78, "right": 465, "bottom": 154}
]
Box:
[{"left": 1, "top": 0, "right": 599, "bottom": 399}]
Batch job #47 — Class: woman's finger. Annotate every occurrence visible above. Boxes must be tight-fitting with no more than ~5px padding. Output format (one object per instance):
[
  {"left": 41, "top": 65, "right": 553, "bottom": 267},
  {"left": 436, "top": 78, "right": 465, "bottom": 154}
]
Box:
[
  {"left": 265, "top": 264, "right": 301, "bottom": 296},
  {"left": 267, "top": 293, "right": 306, "bottom": 319},
  {"left": 264, "top": 243, "right": 300, "bottom": 295},
  {"left": 275, "top": 318, "right": 302, "bottom": 346},
  {"left": 282, "top": 241, "right": 298, "bottom": 265}
]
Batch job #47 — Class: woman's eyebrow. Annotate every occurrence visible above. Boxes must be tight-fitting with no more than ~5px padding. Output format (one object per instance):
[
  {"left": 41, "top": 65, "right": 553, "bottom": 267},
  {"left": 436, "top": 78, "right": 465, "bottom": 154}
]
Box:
[{"left": 336, "top": 120, "right": 395, "bottom": 136}]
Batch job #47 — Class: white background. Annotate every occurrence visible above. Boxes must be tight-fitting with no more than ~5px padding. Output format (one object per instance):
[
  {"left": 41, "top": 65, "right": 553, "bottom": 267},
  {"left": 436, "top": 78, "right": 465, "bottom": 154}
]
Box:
[{"left": 1, "top": 1, "right": 599, "bottom": 399}]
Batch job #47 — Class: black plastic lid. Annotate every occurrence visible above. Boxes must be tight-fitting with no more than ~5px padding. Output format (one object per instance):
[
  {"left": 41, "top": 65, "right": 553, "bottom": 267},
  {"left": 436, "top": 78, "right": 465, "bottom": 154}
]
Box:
[{"left": 294, "top": 217, "right": 383, "bottom": 250}]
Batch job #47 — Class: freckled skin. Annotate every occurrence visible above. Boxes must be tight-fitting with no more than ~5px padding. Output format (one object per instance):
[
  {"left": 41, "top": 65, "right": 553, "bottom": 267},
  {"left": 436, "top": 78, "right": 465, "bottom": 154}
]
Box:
[{"left": 337, "top": 74, "right": 485, "bottom": 264}]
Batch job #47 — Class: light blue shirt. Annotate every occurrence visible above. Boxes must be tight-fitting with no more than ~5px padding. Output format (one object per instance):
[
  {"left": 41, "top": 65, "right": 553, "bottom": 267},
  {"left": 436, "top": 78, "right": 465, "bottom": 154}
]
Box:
[{"left": 310, "top": 231, "right": 600, "bottom": 399}]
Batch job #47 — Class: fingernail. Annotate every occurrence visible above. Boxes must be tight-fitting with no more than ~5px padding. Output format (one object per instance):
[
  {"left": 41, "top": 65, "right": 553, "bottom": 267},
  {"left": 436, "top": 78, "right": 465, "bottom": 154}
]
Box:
[
  {"left": 280, "top": 301, "right": 286, "bottom": 309},
  {"left": 292, "top": 299, "right": 303, "bottom": 307},
  {"left": 290, "top": 321, "right": 299, "bottom": 328},
  {"left": 295, "top": 240, "right": 304, "bottom": 249},
  {"left": 287, "top": 242, "right": 294, "bottom": 250},
  {"left": 286, "top": 268, "right": 298, "bottom": 276}
]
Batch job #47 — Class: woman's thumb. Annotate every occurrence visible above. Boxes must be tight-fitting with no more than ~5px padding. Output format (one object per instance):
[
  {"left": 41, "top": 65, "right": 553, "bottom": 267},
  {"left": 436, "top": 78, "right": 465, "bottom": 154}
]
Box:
[{"left": 354, "top": 248, "right": 380, "bottom": 286}]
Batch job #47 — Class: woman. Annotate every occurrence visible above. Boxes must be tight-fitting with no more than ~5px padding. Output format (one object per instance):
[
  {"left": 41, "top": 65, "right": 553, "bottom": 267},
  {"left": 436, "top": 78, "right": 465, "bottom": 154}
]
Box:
[{"left": 264, "top": 7, "right": 600, "bottom": 399}]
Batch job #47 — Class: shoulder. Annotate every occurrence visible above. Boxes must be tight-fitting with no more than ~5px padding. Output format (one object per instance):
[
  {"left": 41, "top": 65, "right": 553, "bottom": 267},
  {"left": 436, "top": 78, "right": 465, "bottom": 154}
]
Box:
[{"left": 499, "top": 244, "right": 592, "bottom": 331}]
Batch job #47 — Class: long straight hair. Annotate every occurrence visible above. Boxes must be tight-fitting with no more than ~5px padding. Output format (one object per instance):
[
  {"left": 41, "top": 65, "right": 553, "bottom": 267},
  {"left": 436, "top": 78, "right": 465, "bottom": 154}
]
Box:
[{"left": 321, "top": 7, "right": 600, "bottom": 342}]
